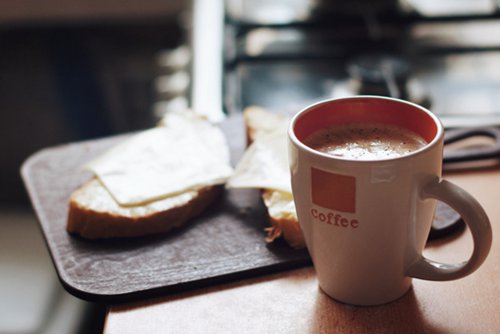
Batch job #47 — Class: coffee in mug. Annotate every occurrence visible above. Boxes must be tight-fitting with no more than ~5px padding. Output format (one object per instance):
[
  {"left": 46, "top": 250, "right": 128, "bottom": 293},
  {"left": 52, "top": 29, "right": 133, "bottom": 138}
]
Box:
[
  {"left": 288, "top": 96, "right": 492, "bottom": 306},
  {"left": 303, "top": 122, "right": 427, "bottom": 160}
]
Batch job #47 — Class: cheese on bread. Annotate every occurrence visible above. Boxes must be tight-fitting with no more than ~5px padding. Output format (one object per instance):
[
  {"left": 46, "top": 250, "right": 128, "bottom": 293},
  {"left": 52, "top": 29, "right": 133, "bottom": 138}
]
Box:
[
  {"left": 67, "top": 111, "right": 230, "bottom": 239},
  {"left": 227, "top": 106, "right": 305, "bottom": 249}
]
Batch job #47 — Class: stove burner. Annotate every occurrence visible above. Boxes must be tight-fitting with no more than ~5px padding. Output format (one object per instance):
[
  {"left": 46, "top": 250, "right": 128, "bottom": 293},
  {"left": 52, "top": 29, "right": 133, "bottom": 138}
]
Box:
[
  {"left": 220, "top": 0, "right": 500, "bottom": 127},
  {"left": 346, "top": 54, "right": 410, "bottom": 99}
]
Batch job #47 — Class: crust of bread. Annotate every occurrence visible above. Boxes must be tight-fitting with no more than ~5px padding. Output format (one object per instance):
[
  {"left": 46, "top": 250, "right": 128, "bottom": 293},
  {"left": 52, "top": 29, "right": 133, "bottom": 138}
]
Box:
[
  {"left": 243, "top": 106, "right": 287, "bottom": 146},
  {"left": 243, "top": 107, "right": 306, "bottom": 249},
  {"left": 67, "top": 178, "right": 221, "bottom": 239}
]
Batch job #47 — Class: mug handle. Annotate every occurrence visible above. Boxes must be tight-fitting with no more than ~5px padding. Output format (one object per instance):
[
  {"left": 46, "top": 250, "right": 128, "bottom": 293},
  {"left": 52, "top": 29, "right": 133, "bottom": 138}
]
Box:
[{"left": 406, "top": 177, "right": 492, "bottom": 280}]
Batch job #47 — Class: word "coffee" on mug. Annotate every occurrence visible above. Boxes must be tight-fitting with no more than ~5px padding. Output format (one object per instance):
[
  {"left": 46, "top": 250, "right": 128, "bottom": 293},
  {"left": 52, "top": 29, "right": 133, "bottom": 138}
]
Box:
[{"left": 310, "top": 208, "right": 359, "bottom": 228}]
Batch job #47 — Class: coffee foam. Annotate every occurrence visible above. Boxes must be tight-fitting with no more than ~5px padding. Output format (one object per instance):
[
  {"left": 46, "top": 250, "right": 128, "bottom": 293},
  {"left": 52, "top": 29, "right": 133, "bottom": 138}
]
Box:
[{"left": 304, "top": 122, "right": 427, "bottom": 160}]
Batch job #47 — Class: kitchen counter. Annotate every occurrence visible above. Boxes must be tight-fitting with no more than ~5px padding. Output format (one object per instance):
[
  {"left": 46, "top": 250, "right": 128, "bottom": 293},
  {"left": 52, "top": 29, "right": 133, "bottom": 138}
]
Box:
[{"left": 104, "top": 168, "right": 500, "bottom": 334}]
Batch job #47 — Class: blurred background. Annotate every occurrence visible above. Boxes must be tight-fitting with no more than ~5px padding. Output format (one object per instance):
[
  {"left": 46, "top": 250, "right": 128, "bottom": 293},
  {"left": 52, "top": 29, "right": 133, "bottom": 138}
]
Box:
[
  {"left": 0, "top": 1, "right": 188, "bottom": 333},
  {"left": 2, "top": 0, "right": 500, "bottom": 332}
]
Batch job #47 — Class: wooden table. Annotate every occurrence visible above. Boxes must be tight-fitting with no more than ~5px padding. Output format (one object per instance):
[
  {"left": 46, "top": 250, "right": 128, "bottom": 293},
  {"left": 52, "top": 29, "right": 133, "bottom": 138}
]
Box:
[{"left": 104, "top": 170, "right": 499, "bottom": 334}]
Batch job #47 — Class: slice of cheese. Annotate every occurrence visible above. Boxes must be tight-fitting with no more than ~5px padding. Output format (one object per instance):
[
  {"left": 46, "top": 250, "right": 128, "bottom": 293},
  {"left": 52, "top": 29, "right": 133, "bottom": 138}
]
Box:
[
  {"left": 227, "top": 107, "right": 291, "bottom": 193},
  {"left": 226, "top": 129, "right": 291, "bottom": 193},
  {"left": 228, "top": 107, "right": 304, "bottom": 249},
  {"left": 86, "top": 111, "right": 233, "bottom": 206}
]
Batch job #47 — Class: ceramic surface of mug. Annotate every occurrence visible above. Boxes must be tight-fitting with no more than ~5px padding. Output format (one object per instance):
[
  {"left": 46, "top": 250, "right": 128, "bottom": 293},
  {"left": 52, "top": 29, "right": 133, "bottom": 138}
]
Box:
[{"left": 288, "top": 96, "right": 492, "bottom": 306}]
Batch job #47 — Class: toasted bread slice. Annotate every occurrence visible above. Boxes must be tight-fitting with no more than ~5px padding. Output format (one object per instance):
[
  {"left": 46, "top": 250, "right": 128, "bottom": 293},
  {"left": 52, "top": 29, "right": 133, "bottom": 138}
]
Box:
[
  {"left": 243, "top": 106, "right": 305, "bottom": 249},
  {"left": 67, "top": 178, "right": 221, "bottom": 239}
]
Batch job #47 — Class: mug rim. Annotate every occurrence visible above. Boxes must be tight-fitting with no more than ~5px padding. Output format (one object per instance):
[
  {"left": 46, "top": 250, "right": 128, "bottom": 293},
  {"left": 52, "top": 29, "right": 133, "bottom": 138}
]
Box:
[{"left": 288, "top": 95, "right": 444, "bottom": 163}]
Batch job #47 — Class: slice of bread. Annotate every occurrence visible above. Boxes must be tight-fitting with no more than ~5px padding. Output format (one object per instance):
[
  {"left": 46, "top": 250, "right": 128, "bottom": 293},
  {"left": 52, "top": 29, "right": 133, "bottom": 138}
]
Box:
[
  {"left": 243, "top": 107, "right": 306, "bottom": 249},
  {"left": 67, "top": 178, "right": 221, "bottom": 239}
]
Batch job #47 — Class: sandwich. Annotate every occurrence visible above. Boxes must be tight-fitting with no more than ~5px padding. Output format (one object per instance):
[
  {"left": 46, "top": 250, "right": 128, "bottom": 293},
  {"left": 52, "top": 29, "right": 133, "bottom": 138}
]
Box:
[
  {"left": 67, "top": 111, "right": 233, "bottom": 239},
  {"left": 227, "top": 106, "right": 305, "bottom": 249}
]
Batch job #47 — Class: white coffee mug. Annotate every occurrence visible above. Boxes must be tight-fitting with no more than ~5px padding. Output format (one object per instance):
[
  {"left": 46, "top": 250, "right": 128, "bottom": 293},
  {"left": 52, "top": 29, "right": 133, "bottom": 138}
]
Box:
[{"left": 288, "top": 96, "right": 492, "bottom": 306}]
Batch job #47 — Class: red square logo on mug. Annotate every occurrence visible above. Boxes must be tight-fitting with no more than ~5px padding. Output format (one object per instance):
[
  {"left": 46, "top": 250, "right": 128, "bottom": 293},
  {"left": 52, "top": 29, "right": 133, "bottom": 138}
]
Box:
[{"left": 311, "top": 167, "right": 356, "bottom": 213}]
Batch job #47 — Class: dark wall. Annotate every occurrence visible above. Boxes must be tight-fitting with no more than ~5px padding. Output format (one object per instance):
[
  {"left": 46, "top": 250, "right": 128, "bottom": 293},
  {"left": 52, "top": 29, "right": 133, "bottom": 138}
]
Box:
[{"left": 0, "top": 20, "right": 183, "bottom": 203}]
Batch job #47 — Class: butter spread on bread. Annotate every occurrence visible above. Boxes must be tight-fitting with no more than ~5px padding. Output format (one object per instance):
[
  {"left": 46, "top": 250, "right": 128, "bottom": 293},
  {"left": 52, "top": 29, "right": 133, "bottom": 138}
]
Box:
[
  {"left": 227, "top": 107, "right": 305, "bottom": 249},
  {"left": 67, "top": 111, "right": 232, "bottom": 239}
]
